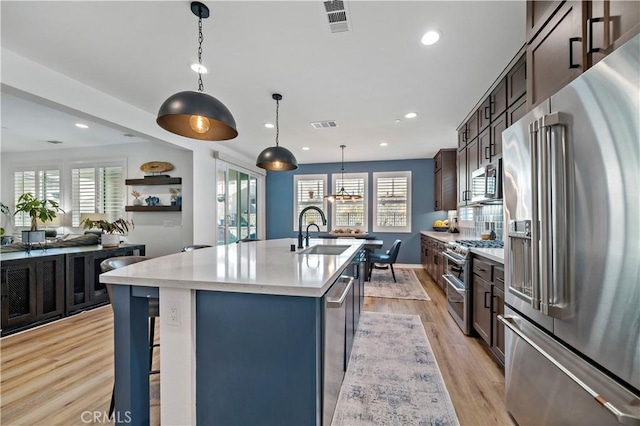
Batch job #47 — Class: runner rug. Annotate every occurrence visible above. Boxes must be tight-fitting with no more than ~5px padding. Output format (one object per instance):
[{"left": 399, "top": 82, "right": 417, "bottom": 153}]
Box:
[
  {"left": 332, "top": 312, "right": 459, "bottom": 426},
  {"left": 365, "top": 268, "right": 430, "bottom": 300}
]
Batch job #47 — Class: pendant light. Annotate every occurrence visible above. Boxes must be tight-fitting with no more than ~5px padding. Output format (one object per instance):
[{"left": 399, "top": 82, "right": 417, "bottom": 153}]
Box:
[
  {"left": 325, "top": 145, "right": 362, "bottom": 202},
  {"left": 256, "top": 94, "right": 298, "bottom": 171},
  {"left": 156, "top": 2, "right": 238, "bottom": 141}
]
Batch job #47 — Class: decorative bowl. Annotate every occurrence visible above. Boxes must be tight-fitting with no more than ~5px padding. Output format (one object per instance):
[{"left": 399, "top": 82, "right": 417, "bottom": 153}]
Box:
[{"left": 432, "top": 226, "right": 449, "bottom": 232}]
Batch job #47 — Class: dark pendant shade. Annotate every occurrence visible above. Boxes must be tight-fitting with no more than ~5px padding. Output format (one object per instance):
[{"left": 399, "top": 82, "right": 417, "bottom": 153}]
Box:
[
  {"left": 157, "top": 91, "right": 238, "bottom": 141},
  {"left": 256, "top": 145, "right": 298, "bottom": 171}
]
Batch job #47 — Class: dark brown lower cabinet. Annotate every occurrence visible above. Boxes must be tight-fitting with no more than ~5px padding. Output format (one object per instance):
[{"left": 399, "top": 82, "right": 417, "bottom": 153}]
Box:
[
  {"left": 492, "top": 285, "right": 505, "bottom": 364},
  {"left": 420, "top": 235, "right": 447, "bottom": 292},
  {"left": 1, "top": 255, "right": 65, "bottom": 334},
  {"left": 473, "top": 274, "right": 492, "bottom": 343},
  {"left": 472, "top": 256, "right": 505, "bottom": 366}
]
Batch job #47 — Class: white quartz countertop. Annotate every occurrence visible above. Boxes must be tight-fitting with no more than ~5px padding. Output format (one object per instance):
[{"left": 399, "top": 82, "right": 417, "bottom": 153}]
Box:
[
  {"left": 470, "top": 248, "right": 505, "bottom": 264},
  {"left": 420, "top": 231, "right": 464, "bottom": 243},
  {"left": 100, "top": 238, "right": 364, "bottom": 297}
]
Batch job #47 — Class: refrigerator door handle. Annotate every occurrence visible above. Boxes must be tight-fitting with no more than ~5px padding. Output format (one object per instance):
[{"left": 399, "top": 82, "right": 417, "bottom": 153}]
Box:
[
  {"left": 528, "top": 120, "right": 541, "bottom": 311},
  {"left": 540, "top": 112, "right": 572, "bottom": 318},
  {"left": 499, "top": 315, "right": 640, "bottom": 426}
]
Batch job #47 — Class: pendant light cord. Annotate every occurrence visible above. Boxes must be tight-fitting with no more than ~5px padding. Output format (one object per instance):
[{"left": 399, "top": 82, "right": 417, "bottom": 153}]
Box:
[
  {"left": 340, "top": 144, "right": 346, "bottom": 191},
  {"left": 275, "top": 98, "right": 280, "bottom": 147},
  {"left": 197, "top": 11, "right": 204, "bottom": 93}
]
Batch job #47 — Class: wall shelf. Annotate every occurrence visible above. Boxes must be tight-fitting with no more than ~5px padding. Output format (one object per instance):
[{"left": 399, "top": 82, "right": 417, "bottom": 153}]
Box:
[
  {"left": 125, "top": 205, "right": 181, "bottom": 212},
  {"left": 125, "top": 177, "right": 182, "bottom": 185}
]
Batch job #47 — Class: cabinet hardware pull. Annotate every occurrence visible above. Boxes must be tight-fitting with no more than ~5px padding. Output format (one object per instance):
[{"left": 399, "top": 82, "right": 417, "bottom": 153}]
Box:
[
  {"left": 485, "top": 146, "right": 490, "bottom": 160},
  {"left": 587, "top": 17, "right": 604, "bottom": 54},
  {"left": 568, "top": 37, "right": 582, "bottom": 69},
  {"left": 484, "top": 106, "right": 490, "bottom": 120},
  {"left": 491, "top": 295, "right": 497, "bottom": 314},
  {"left": 496, "top": 277, "right": 504, "bottom": 283},
  {"left": 484, "top": 291, "right": 491, "bottom": 309},
  {"left": 490, "top": 141, "right": 495, "bottom": 157},
  {"left": 490, "top": 96, "right": 495, "bottom": 115},
  {"left": 476, "top": 267, "right": 486, "bottom": 272},
  {"left": 464, "top": 128, "right": 469, "bottom": 141}
]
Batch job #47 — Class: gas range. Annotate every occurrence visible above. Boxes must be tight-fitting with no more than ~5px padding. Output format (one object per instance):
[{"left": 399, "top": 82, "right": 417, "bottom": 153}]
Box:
[{"left": 445, "top": 239, "right": 504, "bottom": 260}]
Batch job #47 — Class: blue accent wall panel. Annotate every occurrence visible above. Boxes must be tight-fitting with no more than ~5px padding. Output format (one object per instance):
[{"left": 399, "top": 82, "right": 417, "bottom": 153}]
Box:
[
  {"left": 196, "top": 291, "right": 321, "bottom": 426},
  {"left": 266, "top": 159, "right": 448, "bottom": 264}
]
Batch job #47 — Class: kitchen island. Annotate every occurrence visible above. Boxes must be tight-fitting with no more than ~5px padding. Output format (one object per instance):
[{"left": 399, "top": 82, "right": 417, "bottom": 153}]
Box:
[{"left": 100, "top": 238, "right": 365, "bottom": 425}]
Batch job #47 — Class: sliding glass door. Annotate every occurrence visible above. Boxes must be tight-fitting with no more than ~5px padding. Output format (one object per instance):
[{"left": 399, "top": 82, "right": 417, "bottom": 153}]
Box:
[{"left": 216, "top": 164, "right": 259, "bottom": 245}]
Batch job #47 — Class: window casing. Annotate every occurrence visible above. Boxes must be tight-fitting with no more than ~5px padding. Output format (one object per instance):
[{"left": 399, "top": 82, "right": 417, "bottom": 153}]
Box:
[
  {"left": 14, "top": 169, "right": 61, "bottom": 227},
  {"left": 331, "top": 172, "right": 367, "bottom": 231},
  {"left": 373, "top": 171, "right": 411, "bottom": 233},
  {"left": 293, "top": 174, "right": 328, "bottom": 231},
  {"left": 71, "top": 164, "right": 125, "bottom": 226}
]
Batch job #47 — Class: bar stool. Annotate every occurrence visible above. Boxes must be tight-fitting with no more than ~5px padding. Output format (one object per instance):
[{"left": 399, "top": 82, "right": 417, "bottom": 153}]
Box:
[
  {"left": 100, "top": 256, "right": 156, "bottom": 417},
  {"left": 181, "top": 244, "right": 212, "bottom": 251}
]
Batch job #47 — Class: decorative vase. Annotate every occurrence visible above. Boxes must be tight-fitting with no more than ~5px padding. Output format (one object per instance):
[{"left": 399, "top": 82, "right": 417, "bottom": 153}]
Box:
[
  {"left": 101, "top": 234, "right": 120, "bottom": 248},
  {"left": 133, "top": 198, "right": 142, "bottom": 206}
]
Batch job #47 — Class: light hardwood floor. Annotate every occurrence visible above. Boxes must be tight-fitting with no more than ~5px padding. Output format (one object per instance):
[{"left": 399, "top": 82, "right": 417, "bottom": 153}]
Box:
[{"left": 0, "top": 268, "right": 511, "bottom": 425}]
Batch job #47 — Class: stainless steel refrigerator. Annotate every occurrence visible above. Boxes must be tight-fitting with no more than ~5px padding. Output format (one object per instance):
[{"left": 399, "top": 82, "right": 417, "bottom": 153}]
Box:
[{"left": 501, "top": 35, "right": 639, "bottom": 425}]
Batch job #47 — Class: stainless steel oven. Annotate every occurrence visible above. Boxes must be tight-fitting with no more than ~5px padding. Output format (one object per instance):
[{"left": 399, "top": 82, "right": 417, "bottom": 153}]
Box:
[{"left": 443, "top": 247, "right": 471, "bottom": 335}]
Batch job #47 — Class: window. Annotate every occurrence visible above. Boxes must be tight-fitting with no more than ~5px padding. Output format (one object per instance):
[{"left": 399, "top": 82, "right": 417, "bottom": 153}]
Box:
[
  {"left": 331, "top": 172, "right": 367, "bottom": 231},
  {"left": 293, "top": 174, "right": 328, "bottom": 231},
  {"left": 14, "top": 169, "right": 61, "bottom": 227},
  {"left": 71, "top": 164, "right": 124, "bottom": 226},
  {"left": 373, "top": 171, "right": 411, "bottom": 233}
]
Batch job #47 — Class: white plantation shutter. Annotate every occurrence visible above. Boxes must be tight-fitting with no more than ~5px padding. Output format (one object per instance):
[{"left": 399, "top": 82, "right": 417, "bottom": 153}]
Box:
[
  {"left": 14, "top": 169, "right": 60, "bottom": 227},
  {"left": 332, "top": 173, "right": 367, "bottom": 230},
  {"left": 373, "top": 171, "right": 411, "bottom": 232},
  {"left": 293, "top": 175, "right": 327, "bottom": 231},
  {"left": 71, "top": 165, "right": 124, "bottom": 226}
]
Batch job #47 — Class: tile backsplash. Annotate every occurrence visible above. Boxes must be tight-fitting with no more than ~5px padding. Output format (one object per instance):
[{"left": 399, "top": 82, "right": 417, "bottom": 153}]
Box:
[{"left": 458, "top": 204, "right": 504, "bottom": 240}]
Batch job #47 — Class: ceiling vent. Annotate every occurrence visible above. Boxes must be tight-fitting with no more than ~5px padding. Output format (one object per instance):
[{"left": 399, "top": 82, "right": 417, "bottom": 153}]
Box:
[
  {"left": 46, "top": 140, "right": 64, "bottom": 144},
  {"left": 310, "top": 120, "right": 338, "bottom": 129},
  {"left": 323, "top": 1, "right": 351, "bottom": 34}
]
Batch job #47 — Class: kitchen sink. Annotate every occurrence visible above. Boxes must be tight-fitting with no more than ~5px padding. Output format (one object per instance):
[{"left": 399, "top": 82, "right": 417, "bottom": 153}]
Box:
[{"left": 297, "top": 245, "right": 351, "bottom": 255}]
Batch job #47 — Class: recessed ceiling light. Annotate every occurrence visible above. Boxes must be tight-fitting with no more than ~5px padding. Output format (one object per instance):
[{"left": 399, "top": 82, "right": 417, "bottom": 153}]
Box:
[
  {"left": 421, "top": 30, "right": 441, "bottom": 46},
  {"left": 264, "top": 123, "right": 275, "bottom": 129},
  {"left": 380, "top": 142, "right": 388, "bottom": 147},
  {"left": 75, "top": 123, "right": 89, "bottom": 129},
  {"left": 395, "top": 119, "right": 402, "bottom": 123},
  {"left": 302, "top": 147, "right": 310, "bottom": 151},
  {"left": 190, "top": 63, "right": 208, "bottom": 74},
  {"left": 404, "top": 112, "right": 418, "bottom": 119}
]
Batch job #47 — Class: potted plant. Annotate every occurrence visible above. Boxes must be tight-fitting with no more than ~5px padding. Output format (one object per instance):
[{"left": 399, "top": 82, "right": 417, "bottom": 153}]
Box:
[
  {"left": 131, "top": 190, "right": 142, "bottom": 206},
  {"left": 14, "top": 193, "right": 64, "bottom": 244},
  {"left": 80, "top": 217, "right": 134, "bottom": 248}
]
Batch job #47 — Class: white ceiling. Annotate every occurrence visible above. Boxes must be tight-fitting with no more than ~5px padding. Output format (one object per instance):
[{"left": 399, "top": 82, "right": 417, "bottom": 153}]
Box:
[{"left": 0, "top": 1, "right": 526, "bottom": 164}]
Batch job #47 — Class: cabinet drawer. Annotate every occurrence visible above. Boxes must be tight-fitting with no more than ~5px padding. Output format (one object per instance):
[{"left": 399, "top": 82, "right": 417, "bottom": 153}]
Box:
[
  {"left": 494, "top": 266, "right": 505, "bottom": 290},
  {"left": 473, "top": 258, "right": 493, "bottom": 282}
]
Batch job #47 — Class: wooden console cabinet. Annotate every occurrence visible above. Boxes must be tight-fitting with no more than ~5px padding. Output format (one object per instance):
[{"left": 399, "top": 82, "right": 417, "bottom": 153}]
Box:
[{"left": 1, "top": 244, "right": 145, "bottom": 335}]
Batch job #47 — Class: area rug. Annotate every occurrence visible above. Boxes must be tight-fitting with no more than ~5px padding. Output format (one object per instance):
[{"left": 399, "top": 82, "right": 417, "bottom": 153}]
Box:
[
  {"left": 365, "top": 268, "right": 430, "bottom": 300},
  {"left": 332, "top": 312, "right": 460, "bottom": 426}
]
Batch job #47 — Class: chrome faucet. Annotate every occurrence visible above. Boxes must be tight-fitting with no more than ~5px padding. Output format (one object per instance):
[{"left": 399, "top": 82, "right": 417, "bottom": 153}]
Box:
[
  {"left": 305, "top": 223, "right": 320, "bottom": 247},
  {"left": 298, "top": 206, "right": 327, "bottom": 249}
]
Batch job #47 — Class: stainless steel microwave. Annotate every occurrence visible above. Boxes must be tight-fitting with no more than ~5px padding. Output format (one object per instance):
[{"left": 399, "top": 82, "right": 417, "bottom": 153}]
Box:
[{"left": 470, "top": 161, "right": 502, "bottom": 204}]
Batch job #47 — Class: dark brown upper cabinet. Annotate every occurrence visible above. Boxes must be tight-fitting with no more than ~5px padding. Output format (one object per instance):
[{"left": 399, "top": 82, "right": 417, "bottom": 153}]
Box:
[
  {"left": 526, "top": 0, "right": 565, "bottom": 43},
  {"left": 588, "top": 0, "right": 640, "bottom": 66},
  {"left": 527, "top": 1, "right": 586, "bottom": 109},
  {"left": 490, "top": 78, "right": 508, "bottom": 121},
  {"left": 458, "top": 127, "right": 467, "bottom": 150},
  {"left": 479, "top": 97, "right": 492, "bottom": 132},
  {"left": 434, "top": 149, "right": 457, "bottom": 211},
  {"left": 491, "top": 112, "right": 507, "bottom": 159},
  {"left": 465, "top": 111, "right": 479, "bottom": 143},
  {"left": 507, "top": 55, "right": 527, "bottom": 106},
  {"left": 478, "top": 127, "right": 492, "bottom": 168}
]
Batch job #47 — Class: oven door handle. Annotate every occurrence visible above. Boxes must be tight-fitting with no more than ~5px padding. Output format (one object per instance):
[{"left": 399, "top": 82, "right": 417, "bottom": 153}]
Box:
[
  {"left": 443, "top": 274, "right": 465, "bottom": 294},
  {"left": 443, "top": 251, "right": 466, "bottom": 266}
]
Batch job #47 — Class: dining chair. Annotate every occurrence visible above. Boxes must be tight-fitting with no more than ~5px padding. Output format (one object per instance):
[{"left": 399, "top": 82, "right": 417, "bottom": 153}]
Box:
[
  {"left": 100, "top": 256, "right": 156, "bottom": 418},
  {"left": 368, "top": 239, "right": 402, "bottom": 282}
]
